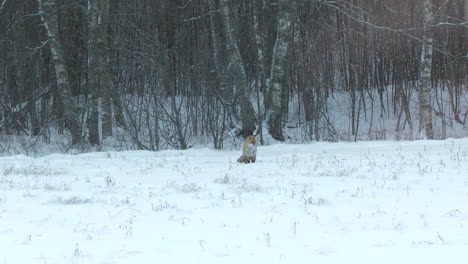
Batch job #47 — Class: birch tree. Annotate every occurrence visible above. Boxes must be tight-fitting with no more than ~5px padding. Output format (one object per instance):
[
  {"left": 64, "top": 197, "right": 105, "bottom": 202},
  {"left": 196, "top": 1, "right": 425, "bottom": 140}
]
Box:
[
  {"left": 465, "top": 0, "right": 468, "bottom": 76},
  {"left": 252, "top": 0, "right": 274, "bottom": 144},
  {"left": 208, "top": 0, "right": 256, "bottom": 138},
  {"left": 0, "top": 0, "right": 9, "bottom": 15},
  {"left": 88, "top": 0, "right": 99, "bottom": 145},
  {"left": 268, "top": 0, "right": 295, "bottom": 141},
  {"left": 418, "top": 0, "right": 434, "bottom": 139},
  {"left": 88, "top": 0, "right": 113, "bottom": 145},
  {"left": 38, "top": 0, "right": 82, "bottom": 145},
  {"left": 100, "top": 0, "right": 113, "bottom": 138},
  {"left": 465, "top": 0, "right": 468, "bottom": 34},
  {"left": 108, "top": 0, "right": 125, "bottom": 128},
  {"left": 24, "top": 0, "right": 41, "bottom": 136}
]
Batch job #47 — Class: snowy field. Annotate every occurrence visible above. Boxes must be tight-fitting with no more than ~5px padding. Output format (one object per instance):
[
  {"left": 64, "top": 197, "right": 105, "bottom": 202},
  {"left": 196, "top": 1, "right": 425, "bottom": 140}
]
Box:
[{"left": 1, "top": 139, "right": 468, "bottom": 264}]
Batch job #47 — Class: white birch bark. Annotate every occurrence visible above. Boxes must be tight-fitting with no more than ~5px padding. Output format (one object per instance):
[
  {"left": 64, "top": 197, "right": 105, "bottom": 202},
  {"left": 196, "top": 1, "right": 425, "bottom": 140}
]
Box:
[
  {"left": 208, "top": 0, "right": 256, "bottom": 137},
  {"left": 465, "top": 0, "right": 468, "bottom": 57},
  {"left": 253, "top": 3, "right": 265, "bottom": 85},
  {"left": 465, "top": 0, "right": 468, "bottom": 29},
  {"left": 100, "top": 0, "right": 113, "bottom": 138},
  {"left": 268, "top": 0, "right": 295, "bottom": 141},
  {"left": 88, "top": 0, "right": 100, "bottom": 145},
  {"left": 0, "top": 0, "right": 8, "bottom": 15},
  {"left": 88, "top": 0, "right": 113, "bottom": 145},
  {"left": 208, "top": 0, "right": 235, "bottom": 124},
  {"left": 38, "top": 0, "right": 82, "bottom": 145},
  {"left": 108, "top": 0, "right": 125, "bottom": 128},
  {"left": 418, "top": 0, "right": 434, "bottom": 139},
  {"left": 219, "top": 0, "right": 256, "bottom": 137}
]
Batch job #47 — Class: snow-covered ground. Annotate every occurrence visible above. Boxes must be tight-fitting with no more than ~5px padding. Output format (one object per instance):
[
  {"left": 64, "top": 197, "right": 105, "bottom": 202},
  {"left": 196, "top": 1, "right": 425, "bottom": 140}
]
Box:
[{"left": 1, "top": 139, "right": 468, "bottom": 264}]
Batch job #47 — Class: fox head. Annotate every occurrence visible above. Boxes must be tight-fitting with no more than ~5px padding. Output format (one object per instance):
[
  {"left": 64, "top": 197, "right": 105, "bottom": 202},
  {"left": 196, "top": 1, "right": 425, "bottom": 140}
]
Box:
[{"left": 247, "top": 135, "right": 257, "bottom": 145}]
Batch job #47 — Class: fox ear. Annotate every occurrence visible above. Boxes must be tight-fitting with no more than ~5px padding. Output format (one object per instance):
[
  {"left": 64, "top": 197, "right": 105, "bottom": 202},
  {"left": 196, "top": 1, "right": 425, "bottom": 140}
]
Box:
[{"left": 253, "top": 126, "right": 259, "bottom": 136}]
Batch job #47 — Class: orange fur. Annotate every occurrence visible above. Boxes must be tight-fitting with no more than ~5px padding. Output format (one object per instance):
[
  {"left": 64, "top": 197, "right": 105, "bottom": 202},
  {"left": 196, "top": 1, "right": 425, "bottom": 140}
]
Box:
[{"left": 237, "top": 135, "right": 257, "bottom": 163}]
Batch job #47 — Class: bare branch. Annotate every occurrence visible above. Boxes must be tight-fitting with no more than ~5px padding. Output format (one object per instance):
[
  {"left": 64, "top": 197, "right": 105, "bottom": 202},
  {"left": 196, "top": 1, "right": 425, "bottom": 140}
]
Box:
[
  {"left": 323, "top": 2, "right": 456, "bottom": 58},
  {"left": 0, "top": 0, "right": 8, "bottom": 15},
  {"left": 436, "top": 21, "right": 468, "bottom": 27}
]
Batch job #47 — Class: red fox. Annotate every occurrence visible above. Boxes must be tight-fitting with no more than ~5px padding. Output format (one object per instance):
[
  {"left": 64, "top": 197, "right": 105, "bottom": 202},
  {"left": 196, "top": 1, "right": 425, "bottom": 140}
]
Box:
[{"left": 237, "top": 135, "right": 257, "bottom": 163}]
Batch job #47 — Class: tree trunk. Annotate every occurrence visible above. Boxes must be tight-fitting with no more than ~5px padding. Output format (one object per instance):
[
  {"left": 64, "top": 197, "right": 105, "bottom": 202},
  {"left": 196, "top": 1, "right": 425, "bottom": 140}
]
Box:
[
  {"left": 465, "top": 0, "right": 468, "bottom": 40},
  {"left": 108, "top": 0, "right": 125, "bottom": 128},
  {"left": 208, "top": 0, "right": 234, "bottom": 126},
  {"left": 208, "top": 0, "right": 256, "bottom": 138},
  {"left": 100, "top": 0, "right": 113, "bottom": 138},
  {"left": 88, "top": 0, "right": 113, "bottom": 145},
  {"left": 88, "top": 0, "right": 101, "bottom": 145},
  {"left": 253, "top": 0, "right": 275, "bottom": 115},
  {"left": 24, "top": 0, "right": 41, "bottom": 136},
  {"left": 2, "top": 0, "right": 20, "bottom": 135},
  {"left": 5, "top": 45, "right": 19, "bottom": 135},
  {"left": 253, "top": 0, "right": 267, "bottom": 95},
  {"left": 0, "top": 0, "right": 10, "bottom": 16},
  {"left": 219, "top": 0, "right": 256, "bottom": 138},
  {"left": 268, "top": 0, "right": 295, "bottom": 141},
  {"left": 465, "top": 0, "right": 468, "bottom": 92},
  {"left": 418, "top": 0, "right": 434, "bottom": 139},
  {"left": 38, "top": 0, "right": 82, "bottom": 145},
  {"left": 252, "top": 0, "right": 267, "bottom": 143}
]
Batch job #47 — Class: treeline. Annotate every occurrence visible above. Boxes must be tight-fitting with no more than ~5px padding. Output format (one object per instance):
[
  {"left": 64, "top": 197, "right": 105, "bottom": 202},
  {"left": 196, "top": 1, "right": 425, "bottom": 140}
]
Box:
[{"left": 0, "top": 0, "right": 467, "bottom": 151}]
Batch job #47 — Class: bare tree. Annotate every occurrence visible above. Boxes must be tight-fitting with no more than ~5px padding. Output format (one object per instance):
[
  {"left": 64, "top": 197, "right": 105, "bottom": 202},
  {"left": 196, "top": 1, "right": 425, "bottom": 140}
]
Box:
[
  {"left": 38, "top": 0, "right": 82, "bottom": 145},
  {"left": 88, "top": 0, "right": 113, "bottom": 145},
  {"left": 418, "top": 0, "right": 434, "bottom": 139},
  {"left": 0, "top": 0, "right": 466, "bottom": 152},
  {"left": 268, "top": 0, "right": 295, "bottom": 141},
  {"left": 208, "top": 0, "right": 256, "bottom": 138},
  {"left": 221, "top": 0, "right": 256, "bottom": 137}
]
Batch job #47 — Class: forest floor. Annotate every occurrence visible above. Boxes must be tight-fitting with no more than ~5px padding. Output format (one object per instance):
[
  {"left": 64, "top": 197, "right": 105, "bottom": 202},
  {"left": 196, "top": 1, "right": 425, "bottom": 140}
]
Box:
[{"left": 1, "top": 139, "right": 468, "bottom": 263}]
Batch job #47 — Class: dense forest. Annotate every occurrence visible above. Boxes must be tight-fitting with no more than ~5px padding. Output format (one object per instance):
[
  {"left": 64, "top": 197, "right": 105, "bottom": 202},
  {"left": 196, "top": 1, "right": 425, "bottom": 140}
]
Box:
[{"left": 0, "top": 0, "right": 467, "bottom": 153}]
